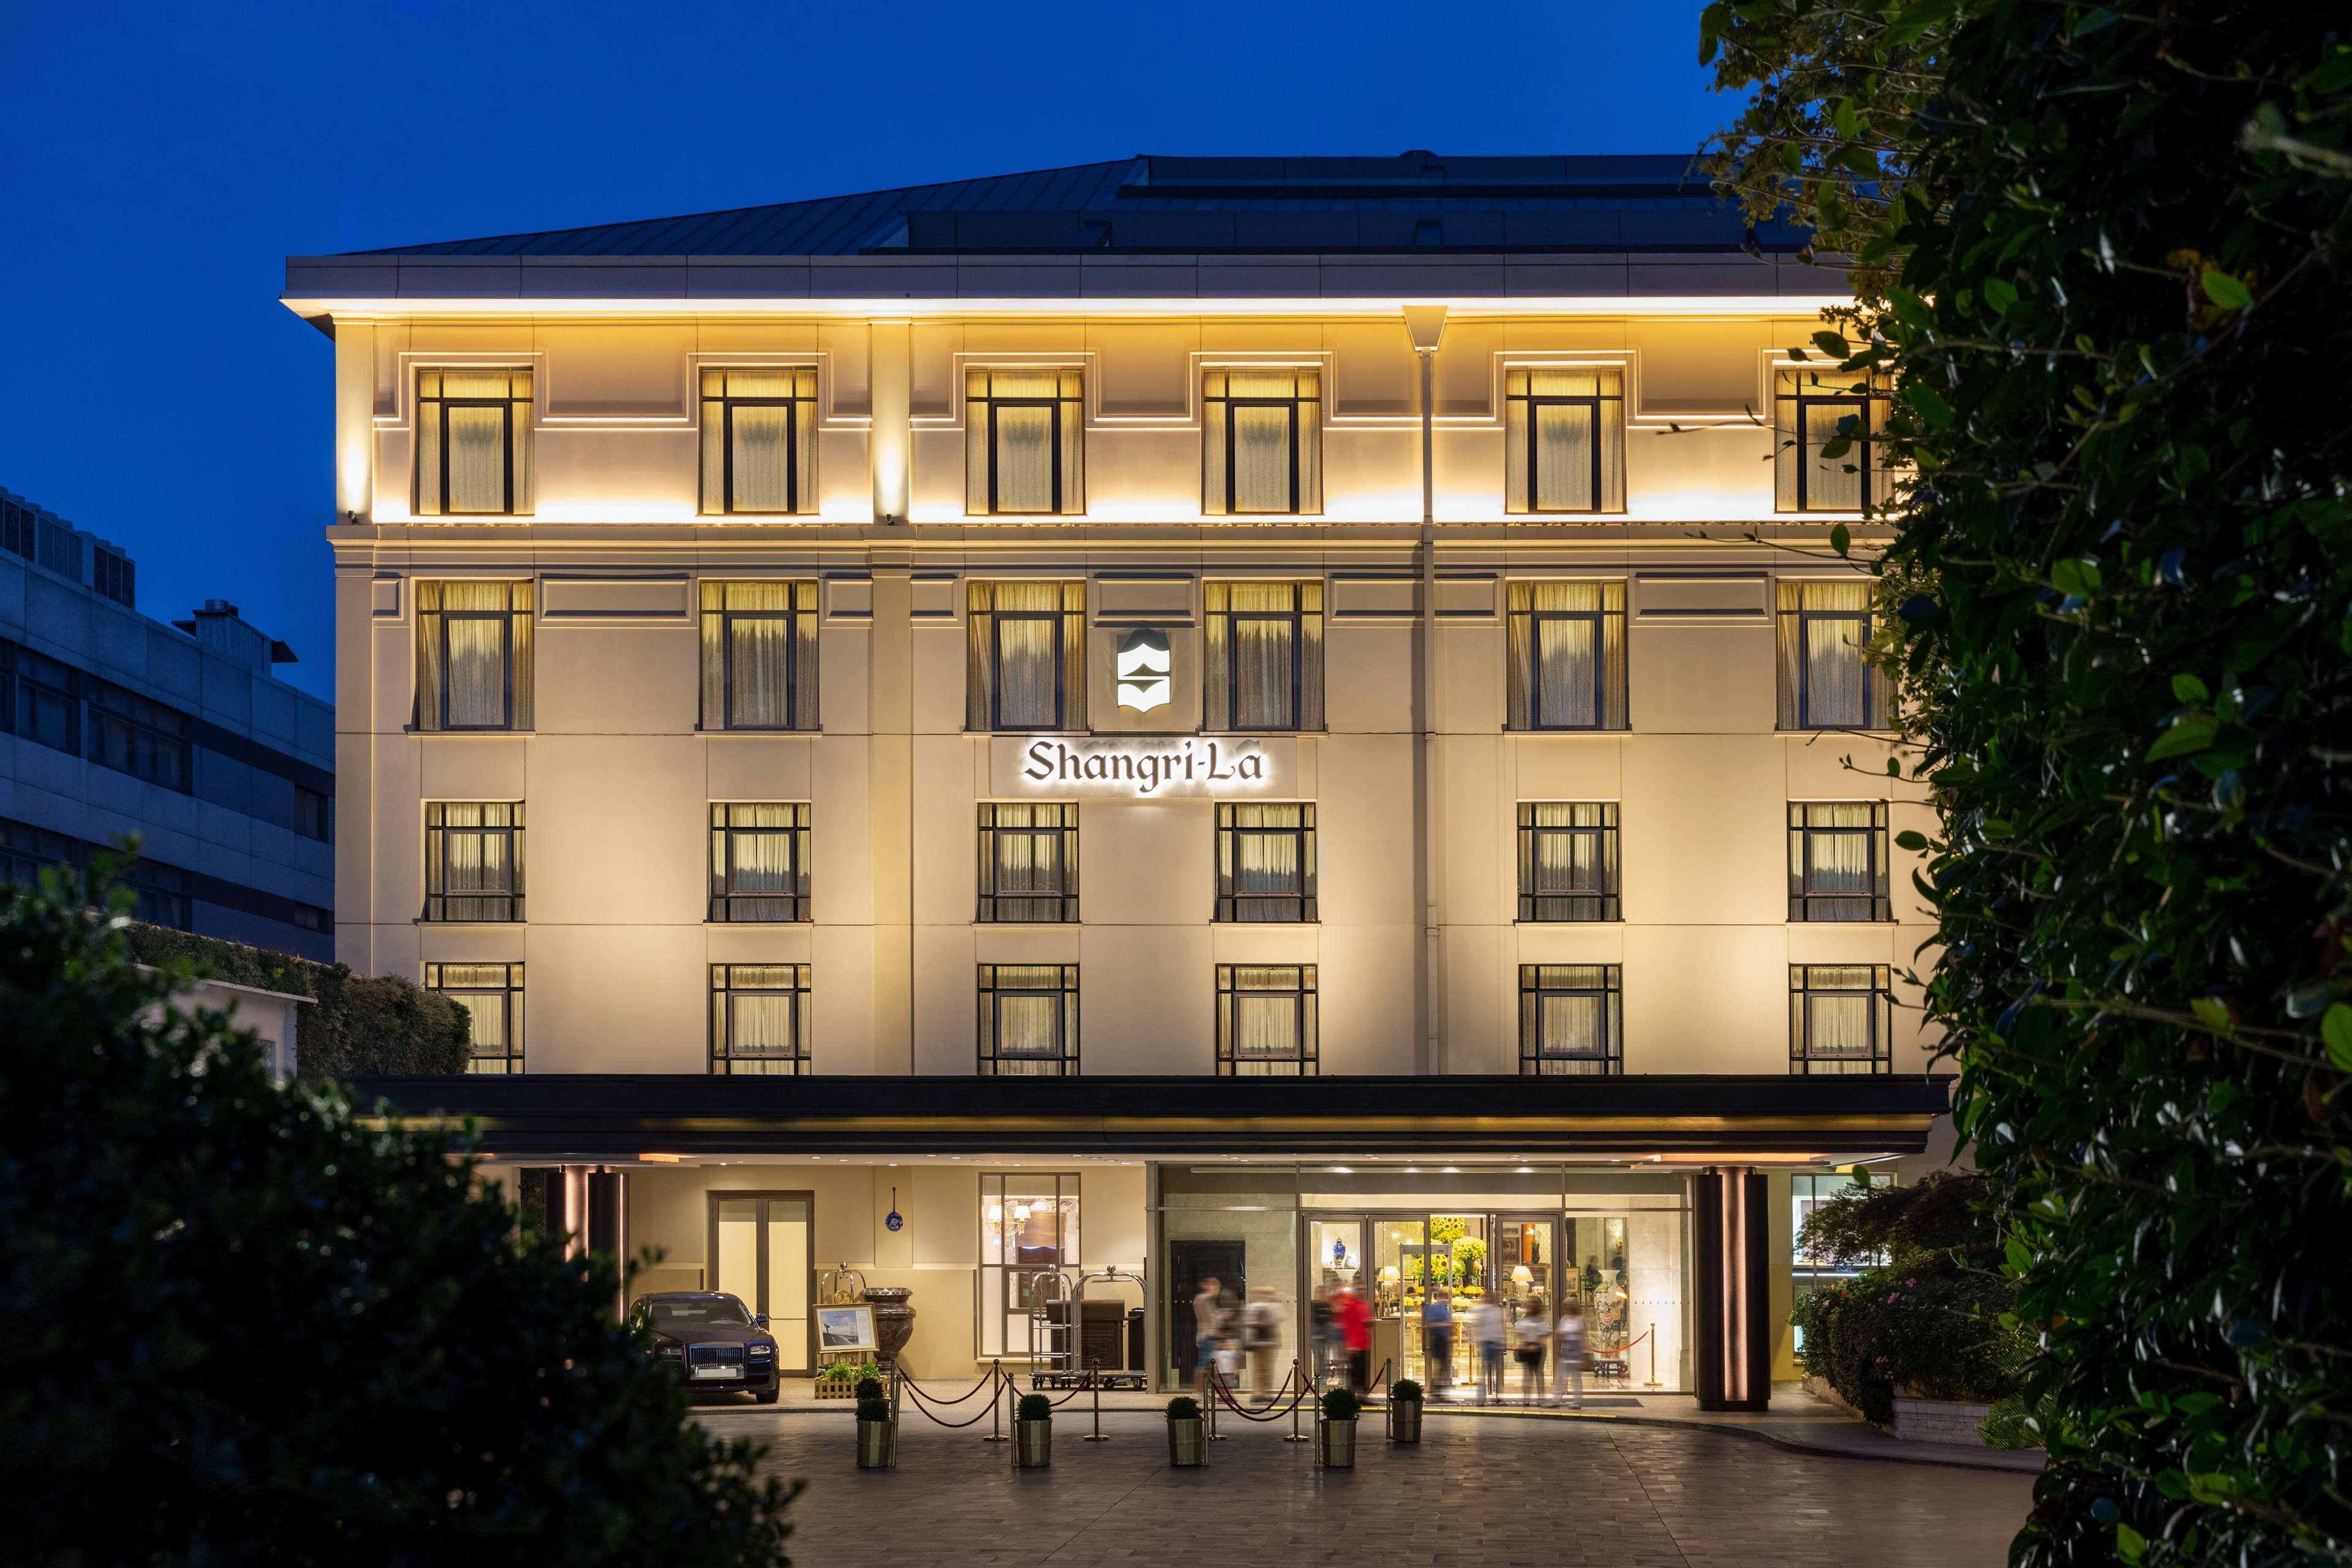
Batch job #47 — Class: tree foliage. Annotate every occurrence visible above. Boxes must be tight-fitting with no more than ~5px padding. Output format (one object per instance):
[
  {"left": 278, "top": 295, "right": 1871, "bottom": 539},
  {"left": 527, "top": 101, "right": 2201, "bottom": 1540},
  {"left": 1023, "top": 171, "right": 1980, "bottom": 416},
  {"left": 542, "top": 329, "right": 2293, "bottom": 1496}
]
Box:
[
  {"left": 0, "top": 870, "right": 795, "bottom": 1564},
  {"left": 1705, "top": 2, "right": 2352, "bottom": 1562}
]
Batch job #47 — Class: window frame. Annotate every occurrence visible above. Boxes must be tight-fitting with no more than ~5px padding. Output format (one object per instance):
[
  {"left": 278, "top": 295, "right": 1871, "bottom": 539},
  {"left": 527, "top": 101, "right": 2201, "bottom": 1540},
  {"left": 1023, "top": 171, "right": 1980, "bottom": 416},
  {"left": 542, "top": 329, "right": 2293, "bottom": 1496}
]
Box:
[
  {"left": 1789, "top": 964, "right": 1896, "bottom": 1075},
  {"left": 423, "top": 801, "right": 525, "bottom": 923},
  {"left": 1202, "top": 368, "right": 1322, "bottom": 516},
  {"left": 415, "top": 581, "right": 533, "bottom": 733},
  {"left": 1788, "top": 802, "right": 1892, "bottom": 922},
  {"left": 1215, "top": 801, "right": 1317, "bottom": 923},
  {"left": 1215, "top": 963, "right": 1319, "bottom": 1076},
  {"left": 1506, "top": 580, "right": 1629, "bottom": 732},
  {"left": 1203, "top": 581, "right": 1325, "bottom": 733},
  {"left": 699, "top": 368, "right": 818, "bottom": 516},
  {"left": 1516, "top": 802, "right": 1621, "bottom": 922},
  {"left": 965, "top": 581, "right": 1087, "bottom": 734},
  {"left": 1504, "top": 367, "right": 1626, "bottom": 514},
  {"left": 965, "top": 369, "right": 1085, "bottom": 516},
  {"left": 3, "top": 638, "right": 81, "bottom": 755},
  {"left": 976, "top": 963, "right": 1080, "bottom": 1077},
  {"left": 708, "top": 803, "right": 812, "bottom": 923},
  {"left": 415, "top": 368, "right": 533, "bottom": 518},
  {"left": 1774, "top": 368, "right": 1891, "bottom": 513},
  {"left": 427, "top": 960, "right": 526, "bottom": 1074},
  {"left": 1518, "top": 963, "right": 1624, "bottom": 1076},
  {"left": 979, "top": 1171, "right": 1080, "bottom": 1358},
  {"left": 976, "top": 802, "right": 1080, "bottom": 923},
  {"left": 1776, "top": 580, "right": 1884, "bottom": 731},
  {"left": 85, "top": 675, "right": 191, "bottom": 793},
  {"left": 709, "top": 963, "right": 813, "bottom": 1075},
  {"left": 699, "top": 581, "right": 820, "bottom": 732}
]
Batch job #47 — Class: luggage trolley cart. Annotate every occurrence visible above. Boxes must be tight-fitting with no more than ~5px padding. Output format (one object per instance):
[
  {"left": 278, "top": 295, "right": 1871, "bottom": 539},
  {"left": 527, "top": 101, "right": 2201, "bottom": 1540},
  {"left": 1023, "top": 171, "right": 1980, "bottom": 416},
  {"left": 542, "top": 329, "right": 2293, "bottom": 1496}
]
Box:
[
  {"left": 1030, "top": 1267, "right": 1150, "bottom": 1390},
  {"left": 1024, "top": 1267, "right": 1079, "bottom": 1390}
]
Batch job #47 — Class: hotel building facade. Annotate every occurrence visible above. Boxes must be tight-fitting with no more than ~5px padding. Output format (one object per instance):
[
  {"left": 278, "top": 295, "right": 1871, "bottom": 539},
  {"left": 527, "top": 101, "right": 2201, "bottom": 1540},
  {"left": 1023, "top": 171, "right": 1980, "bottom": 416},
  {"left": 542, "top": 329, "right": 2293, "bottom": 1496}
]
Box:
[{"left": 290, "top": 155, "right": 1948, "bottom": 1408}]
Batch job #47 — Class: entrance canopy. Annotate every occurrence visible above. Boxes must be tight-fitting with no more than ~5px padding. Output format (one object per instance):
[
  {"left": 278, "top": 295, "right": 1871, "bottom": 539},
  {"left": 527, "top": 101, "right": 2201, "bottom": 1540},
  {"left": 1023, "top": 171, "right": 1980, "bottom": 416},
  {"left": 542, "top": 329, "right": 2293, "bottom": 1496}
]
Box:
[{"left": 350, "top": 1072, "right": 1948, "bottom": 1163}]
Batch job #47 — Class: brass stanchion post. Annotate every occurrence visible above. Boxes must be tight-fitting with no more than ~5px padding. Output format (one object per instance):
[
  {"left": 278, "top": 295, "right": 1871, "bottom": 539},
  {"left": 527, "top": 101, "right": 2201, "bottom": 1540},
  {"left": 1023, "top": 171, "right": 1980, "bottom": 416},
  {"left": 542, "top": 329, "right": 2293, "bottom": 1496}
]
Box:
[
  {"left": 1208, "top": 1370, "right": 1225, "bottom": 1439},
  {"left": 1283, "top": 1359, "right": 1310, "bottom": 1442},
  {"left": 1644, "top": 1322, "right": 1662, "bottom": 1390},
  {"left": 983, "top": 1360, "right": 1008, "bottom": 1442},
  {"left": 1084, "top": 1360, "right": 1108, "bottom": 1441}
]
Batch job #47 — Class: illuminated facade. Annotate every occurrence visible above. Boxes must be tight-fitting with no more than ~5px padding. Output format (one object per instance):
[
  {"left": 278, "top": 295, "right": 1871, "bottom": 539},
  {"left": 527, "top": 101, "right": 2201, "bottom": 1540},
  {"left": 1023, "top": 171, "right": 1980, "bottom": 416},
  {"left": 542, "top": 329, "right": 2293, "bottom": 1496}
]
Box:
[{"left": 288, "top": 155, "right": 1946, "bottom": 1406}]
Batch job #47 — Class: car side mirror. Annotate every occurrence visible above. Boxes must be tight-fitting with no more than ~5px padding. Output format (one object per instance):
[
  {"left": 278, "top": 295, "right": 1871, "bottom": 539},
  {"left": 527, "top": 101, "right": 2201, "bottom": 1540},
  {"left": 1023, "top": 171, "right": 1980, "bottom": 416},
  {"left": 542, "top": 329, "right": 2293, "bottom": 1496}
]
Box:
[{"left": 755, "top": 1313, "right": 769, "bottom": 1329}]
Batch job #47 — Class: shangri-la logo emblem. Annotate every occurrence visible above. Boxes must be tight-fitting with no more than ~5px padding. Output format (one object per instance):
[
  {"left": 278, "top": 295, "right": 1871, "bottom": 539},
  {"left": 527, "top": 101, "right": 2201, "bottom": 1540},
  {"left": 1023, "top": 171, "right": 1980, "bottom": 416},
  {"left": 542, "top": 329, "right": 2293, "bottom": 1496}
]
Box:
[{"left": 1115, "top": 627, "right": 1171, "bottom": 712}]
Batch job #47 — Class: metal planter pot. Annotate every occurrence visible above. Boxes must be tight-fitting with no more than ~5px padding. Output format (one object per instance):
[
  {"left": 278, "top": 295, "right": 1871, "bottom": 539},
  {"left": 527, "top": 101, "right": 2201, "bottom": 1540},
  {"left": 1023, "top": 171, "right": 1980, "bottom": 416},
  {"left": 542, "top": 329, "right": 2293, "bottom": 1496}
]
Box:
[
  {"left": 1317, "top": 1416, "right": 1358, "bottom": 1468},
  {"left": 1167, "top": 1415, "right": 1207, "bottom": 1468},
  {"left": 856, "top": 1418, "right": 897, "bottom": 1470},
  {"left": 1388, "top": 1399, "right": 1423, "bottom": 1443},
  {"left": 1016, "top": 1419, "right": 1052, "bottom": 1469}
]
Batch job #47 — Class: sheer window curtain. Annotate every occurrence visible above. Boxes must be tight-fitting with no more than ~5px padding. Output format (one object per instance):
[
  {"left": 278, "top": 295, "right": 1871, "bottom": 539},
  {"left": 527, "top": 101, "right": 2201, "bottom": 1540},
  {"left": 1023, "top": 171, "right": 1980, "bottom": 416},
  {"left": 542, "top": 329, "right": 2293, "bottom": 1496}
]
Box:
[
  {"left": 699, "top": 582, "right": 816, "bottom": 731},
  {"left": 415, "top": 582, "right": 530, "bottom": 731},
  {"left": 1218, "top": 804, "right": 1313, "bottom": 921},
  {"left": 1203, "top": 369, "right": 1321, "bottom": 516},
  {"left": 1504, "top": 368, "right": 1627, "bottom": 513},
  {"left": 1520, "top": 964, "right": 1622, "bottom": 1074},
  {"left": 1777, "top": 581, "right": 1879, "bottom": 729},
  {"left": 1219, "top": 965, "right": 1316, "bottom": 1075},
  {"left": 1205, "top": 581, "right": 1323, "bottom": 731},
  {"left": 1508, "top": 581, "right": 1626, "bottom": 729},
  {"left": 967, "top": 582, "right": 1084, "bottom": 731},
  {"left": 1793, "top": 966, "right": 1888, "bottom": 1074},
  {"left": 415, "top": 369, "right": 531, "bottom": 518}
]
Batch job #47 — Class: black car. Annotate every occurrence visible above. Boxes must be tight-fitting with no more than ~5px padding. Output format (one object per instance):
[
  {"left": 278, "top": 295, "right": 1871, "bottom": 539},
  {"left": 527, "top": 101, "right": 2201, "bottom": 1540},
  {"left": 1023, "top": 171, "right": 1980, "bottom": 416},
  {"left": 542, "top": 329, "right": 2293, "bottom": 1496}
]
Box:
[{"left": 630, "top": 1291, "right": 783, "bottom": 1403}]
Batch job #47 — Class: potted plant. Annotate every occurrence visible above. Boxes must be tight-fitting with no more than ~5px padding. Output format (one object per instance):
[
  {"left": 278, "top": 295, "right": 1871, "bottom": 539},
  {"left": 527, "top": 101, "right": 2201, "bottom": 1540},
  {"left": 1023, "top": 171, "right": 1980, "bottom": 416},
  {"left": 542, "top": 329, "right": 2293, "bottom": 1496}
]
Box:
[
  {"left": 1317, "top": 1387, "right": 1360, "bottom": 1468},
  {"left": 854, "top": 1396, "right": 896, "bottom": 1469},
  {"left": 1387, "top": 1378, "right": 1423, "bottom": 1443},
  {"left": 1015, "top": 1392, "right": 1054, "bottom": 1469},
  {"left": 1165, "top": 1395, "right": 1206, "bottom": 1467}
]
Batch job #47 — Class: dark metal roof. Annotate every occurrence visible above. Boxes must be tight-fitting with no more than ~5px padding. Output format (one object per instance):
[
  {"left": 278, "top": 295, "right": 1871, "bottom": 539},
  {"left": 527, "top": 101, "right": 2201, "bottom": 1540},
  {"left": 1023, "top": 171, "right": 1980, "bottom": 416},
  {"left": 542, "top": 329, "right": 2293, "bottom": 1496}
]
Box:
[
  {"left": 351, "top": 153, "right": 1796, "bottom": 258},
  {"left": 347, "top": 1072, "right": 1949, "bottom": 1159}
]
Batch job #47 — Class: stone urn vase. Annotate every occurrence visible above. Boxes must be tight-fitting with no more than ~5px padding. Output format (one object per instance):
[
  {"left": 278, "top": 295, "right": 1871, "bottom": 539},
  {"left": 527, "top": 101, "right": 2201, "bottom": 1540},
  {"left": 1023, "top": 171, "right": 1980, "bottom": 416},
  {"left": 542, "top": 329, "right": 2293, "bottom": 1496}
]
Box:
[{"left": 864, "top": 1286, "right": 916, "bottom": 1369}]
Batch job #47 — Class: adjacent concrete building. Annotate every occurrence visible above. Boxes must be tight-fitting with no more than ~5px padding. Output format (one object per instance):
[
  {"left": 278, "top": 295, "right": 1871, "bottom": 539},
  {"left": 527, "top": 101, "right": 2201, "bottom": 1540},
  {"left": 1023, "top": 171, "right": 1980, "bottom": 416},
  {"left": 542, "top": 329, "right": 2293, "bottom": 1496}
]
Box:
[
  {"left": 1, "top": 486, "right": 334, "bottom": 960},
  {"left": 292, "top": 154, "right": 1945, "bottom": 1406}
]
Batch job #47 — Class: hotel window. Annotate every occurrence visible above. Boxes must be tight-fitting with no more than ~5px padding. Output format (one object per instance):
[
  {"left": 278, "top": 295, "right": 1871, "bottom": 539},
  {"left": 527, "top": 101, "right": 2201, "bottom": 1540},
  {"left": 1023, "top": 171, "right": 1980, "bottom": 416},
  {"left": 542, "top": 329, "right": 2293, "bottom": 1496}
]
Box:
[
  {"left": 700, "top": 368, "right": 818, "bottom": 515},
  {"left": 1790, "top": 965, "right": 1896, "bottom": 1074},
  {"left": 1505, "top": 368, "right": 1626, "bottom": 513},
  {"left": 1506, "top": 581, "right": 1628, "bottom": 731},
  {"left": 415, "top": 368, "right": 533, "bottom": 516},
  {"left": 709, "top": 963, "right": 812, "bottom": 1075},
  {"left": 424, "top": 802, "right": 524, "bottom": 922},
  {"left": 86, "top": 677, "right": 190, "bottom": 793},
  {"left": 120, "top": 859, "right": 190, "bottom": 929},
  {"left": 966, "top": 581, "right": 1087, "bottom": 733},
  {"left": 1203, "top": 369, "right": 1321, "bottom": 516},
  {"left": 427, "top": 962, "right": 524, "bottom": 1074},
  {"left": 1517, "top": 802, "right": 1620, "bottom": 922},
  {"left": 295, "top": 785, "right": 333, "bottom": 844},
  {"left": 1215, "top": 964, "right": 1318, "bottom": 1076},
  {"left": 979, "top": 1173, "right": 1080, "bottom": 1357},
  {"left": 977, "top": 963, "right": 1079, "bottom": 1076},
  {"left": 1204, "top": 581, "right": 1324, "bottom": 732},
  {"left": 965, "top": 369, "right": 1085, "bottom": 515},
  {"left": 1215, "top": 802, "right": 1316, "bottom": 922},
  {"left": 1776, "top": 581, "right": 1885, "bottom": 730},
  {"left": 2, "top": 639, "right": 79, "bottom": 753},
  {"left": 1519, "top": 964, "right": 1623, "bottom": 1076},
  {"left": 976, "top": 802, "right": 1079, "bottom": 923},
  {"left": 0, "top": 816, "right": 79, "bottom": 893},
  {"left": 1774, "top": 368, "right": 1891, "bottom": 512},
  {"left": 709, "top": 804, "right": 811, "bottom": 922},
  {"left": 414, "top": 581, "right": 533, "bottom": 731},
  {"left": 699, "top": 581, "right": 818, "bottom": 731},
  {"left": 1789, "top": 803, "right": 1891, "bottom": 922}
]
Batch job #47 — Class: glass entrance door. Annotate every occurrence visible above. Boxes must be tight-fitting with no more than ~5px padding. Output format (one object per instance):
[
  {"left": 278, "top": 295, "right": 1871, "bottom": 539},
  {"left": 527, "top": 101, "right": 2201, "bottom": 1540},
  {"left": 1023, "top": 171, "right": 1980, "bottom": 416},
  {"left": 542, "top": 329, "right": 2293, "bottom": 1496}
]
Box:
[
  {"left": 708, "top": 1192, "right": 812, "bottom": 1373},
  {"left": 1304, "top": 1215, "right": 1366, "bottom": 1387}
]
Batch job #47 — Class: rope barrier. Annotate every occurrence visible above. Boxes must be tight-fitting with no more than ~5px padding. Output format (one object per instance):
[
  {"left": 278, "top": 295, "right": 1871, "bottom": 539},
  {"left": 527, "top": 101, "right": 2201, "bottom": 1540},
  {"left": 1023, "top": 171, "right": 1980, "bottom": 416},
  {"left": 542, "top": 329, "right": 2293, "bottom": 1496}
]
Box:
[
  {"left": 1207, "top": 1366, "right": 1313, "bottom": 1423},
  {"left": 899, "top": 1365, "right": 1011, "bottom": 1430},
  {"left": 894, "top": 1365, "right": 1002, "bottom": 1405}
]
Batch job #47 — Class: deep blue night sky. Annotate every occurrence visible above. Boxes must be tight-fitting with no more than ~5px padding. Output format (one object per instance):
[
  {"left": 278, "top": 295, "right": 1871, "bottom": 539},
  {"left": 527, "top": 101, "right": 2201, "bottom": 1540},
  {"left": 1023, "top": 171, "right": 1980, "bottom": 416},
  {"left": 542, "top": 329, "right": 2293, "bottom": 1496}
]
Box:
[{"left": 0, "top": 0, "right": 1724, "bottom": 702}]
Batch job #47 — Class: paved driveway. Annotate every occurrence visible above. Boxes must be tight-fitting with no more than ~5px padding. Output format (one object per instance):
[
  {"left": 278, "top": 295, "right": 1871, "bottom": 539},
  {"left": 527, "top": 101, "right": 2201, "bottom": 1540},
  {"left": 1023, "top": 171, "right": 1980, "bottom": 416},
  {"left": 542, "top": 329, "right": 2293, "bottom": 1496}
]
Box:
[{"left": 698, "top": 1408, "right": 2033, "bottom": 1567}]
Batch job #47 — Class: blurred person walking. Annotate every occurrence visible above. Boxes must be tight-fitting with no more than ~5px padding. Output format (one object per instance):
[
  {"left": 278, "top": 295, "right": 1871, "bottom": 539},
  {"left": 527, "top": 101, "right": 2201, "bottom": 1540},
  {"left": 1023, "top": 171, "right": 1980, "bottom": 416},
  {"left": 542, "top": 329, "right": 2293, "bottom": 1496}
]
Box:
[
  {"left": 1191, "top": 1276, "right": 1227, "bottom": 1400},
  {"left": 1513, "top": 1294, "right": 1549, "bottom": 1403},
  {"left": 1422, "top": 1285, "right": 1455, "bottom": 1396},
  {"left": 1553, "top": 1295, "right": 1588, "bottom": 1409},
  {"left": 1333, "top": 1282, "right": 1373, "bottom": 1393},
  {"left": 1468, "top": 1293, "right": 1507, "bottom": 1406},
  {"left": 1242, "top": 1284, "right": 1285, "bottom": 1403}
]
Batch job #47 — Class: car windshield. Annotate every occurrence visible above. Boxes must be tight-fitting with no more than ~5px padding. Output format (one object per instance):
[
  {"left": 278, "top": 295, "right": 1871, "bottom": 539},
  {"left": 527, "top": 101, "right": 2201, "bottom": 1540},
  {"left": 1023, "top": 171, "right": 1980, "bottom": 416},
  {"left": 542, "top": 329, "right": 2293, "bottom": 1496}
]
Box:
[{"left": 646, "top": 1297, "right": 753, "bottom": 1329}]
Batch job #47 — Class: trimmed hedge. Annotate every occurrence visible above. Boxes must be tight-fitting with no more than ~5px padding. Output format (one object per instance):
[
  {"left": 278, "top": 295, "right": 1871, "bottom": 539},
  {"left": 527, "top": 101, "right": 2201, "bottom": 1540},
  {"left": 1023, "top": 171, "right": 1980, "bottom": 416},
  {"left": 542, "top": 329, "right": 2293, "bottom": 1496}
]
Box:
[{"left": 119, "top": 922, "right": 470, "bottom": 1079}]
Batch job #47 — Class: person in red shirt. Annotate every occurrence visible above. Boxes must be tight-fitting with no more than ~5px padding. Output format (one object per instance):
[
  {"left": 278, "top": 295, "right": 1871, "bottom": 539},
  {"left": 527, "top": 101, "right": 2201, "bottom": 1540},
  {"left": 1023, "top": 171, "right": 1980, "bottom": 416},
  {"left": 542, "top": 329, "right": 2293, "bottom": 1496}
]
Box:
[{"left": 1333, "top": 1284, "right": 1373, "bottom": 1393}]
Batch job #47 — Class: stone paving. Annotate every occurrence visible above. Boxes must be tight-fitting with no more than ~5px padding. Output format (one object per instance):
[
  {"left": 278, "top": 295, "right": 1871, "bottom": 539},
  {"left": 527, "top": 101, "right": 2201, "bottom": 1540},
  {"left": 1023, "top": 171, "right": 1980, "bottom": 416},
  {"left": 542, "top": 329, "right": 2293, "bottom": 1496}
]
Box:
[{"left": 697, "top": 1406, "right": 2035, "bottom": 1567}]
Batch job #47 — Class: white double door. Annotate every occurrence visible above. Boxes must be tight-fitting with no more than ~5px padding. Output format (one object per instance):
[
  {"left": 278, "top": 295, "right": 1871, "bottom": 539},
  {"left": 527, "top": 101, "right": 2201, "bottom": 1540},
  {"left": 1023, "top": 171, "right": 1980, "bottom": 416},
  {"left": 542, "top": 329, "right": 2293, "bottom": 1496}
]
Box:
[{"left": 709, "top": 1192, "right": 812, "bottom": 1373}]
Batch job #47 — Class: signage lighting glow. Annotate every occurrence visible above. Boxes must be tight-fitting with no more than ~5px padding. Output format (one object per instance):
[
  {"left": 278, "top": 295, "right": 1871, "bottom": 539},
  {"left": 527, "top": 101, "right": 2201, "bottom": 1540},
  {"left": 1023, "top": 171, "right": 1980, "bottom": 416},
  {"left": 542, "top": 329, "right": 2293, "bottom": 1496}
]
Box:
[{"left": 1019, "top": 737, "right": 1267, "bottom": 797}]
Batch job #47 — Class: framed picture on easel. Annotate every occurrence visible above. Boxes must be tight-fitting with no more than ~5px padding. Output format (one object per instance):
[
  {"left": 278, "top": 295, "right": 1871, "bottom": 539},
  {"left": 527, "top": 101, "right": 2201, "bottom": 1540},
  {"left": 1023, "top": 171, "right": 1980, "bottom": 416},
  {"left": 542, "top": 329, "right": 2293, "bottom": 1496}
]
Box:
[{"left": 816, "top": 1304, "right": 878, "bottom": 1355}]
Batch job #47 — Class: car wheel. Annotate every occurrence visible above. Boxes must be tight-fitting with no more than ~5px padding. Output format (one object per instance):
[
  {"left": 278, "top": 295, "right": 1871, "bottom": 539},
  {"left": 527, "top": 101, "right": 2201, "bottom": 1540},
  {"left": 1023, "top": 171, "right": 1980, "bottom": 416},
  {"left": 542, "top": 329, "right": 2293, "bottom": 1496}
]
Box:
[{"left": 755, "top": 1384, "right": 780, "bottom": 1405}]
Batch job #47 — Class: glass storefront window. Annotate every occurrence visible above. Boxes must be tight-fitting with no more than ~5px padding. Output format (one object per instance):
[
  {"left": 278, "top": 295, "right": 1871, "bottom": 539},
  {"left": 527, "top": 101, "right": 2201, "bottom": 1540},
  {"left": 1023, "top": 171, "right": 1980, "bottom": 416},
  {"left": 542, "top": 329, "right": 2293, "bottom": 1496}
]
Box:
[{"left": 1790, "top": 1168, "right": 1893, "bottom": 1351}]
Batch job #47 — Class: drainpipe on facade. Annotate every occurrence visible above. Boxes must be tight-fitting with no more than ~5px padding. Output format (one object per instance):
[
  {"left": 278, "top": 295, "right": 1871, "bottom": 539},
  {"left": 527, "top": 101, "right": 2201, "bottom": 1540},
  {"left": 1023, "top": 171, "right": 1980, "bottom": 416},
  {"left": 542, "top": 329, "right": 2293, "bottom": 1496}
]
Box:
[{"left": 1403, "top": 306, "right": 1447, "bottom": 1074}]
